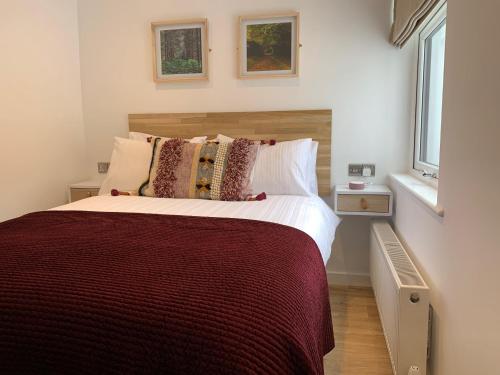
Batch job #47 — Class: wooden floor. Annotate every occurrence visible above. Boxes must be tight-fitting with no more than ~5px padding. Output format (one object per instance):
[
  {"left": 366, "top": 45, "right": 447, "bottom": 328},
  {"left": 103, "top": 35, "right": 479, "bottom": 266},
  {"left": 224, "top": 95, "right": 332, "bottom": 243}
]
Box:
[{"left": 324, "top": 286, "right": 393, "bottom": 375}]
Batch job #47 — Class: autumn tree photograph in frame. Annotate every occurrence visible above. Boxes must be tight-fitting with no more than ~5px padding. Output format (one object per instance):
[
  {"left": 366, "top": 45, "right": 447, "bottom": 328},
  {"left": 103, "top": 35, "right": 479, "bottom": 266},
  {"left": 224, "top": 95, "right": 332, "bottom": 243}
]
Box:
[
  {"left": 152, "top": 19, "right": 208, "bottom": 82},
  {"left": 239, "top": 13, "right": 299, "bottom": 79}
]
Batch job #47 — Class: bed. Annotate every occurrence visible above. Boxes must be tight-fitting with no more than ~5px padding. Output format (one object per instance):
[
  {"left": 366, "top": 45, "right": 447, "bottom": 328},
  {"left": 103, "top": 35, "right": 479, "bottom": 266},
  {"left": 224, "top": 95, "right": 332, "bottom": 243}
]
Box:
[{"left": 0, "top": 110, "right": 340, "bottom": 374}]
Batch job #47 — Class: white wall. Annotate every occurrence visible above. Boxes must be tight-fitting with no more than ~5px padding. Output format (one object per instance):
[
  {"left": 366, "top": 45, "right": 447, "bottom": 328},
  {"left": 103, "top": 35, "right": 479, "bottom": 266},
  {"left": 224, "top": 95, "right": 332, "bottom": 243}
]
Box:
[
  {"left": 0, "top": 0, "right": 87, "bottom": 222},
  {"left": 77, "top": 0, "right": 415, "bottom": 277},
  {"left": 391, "top": 0, "right": 500, "bottom": 373}
]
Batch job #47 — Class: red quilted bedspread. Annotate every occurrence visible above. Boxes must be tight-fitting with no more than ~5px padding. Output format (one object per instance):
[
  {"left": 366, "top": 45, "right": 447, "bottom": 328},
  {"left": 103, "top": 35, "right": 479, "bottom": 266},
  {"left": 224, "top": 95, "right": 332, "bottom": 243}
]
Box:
[{"left": 0, "top": 210, "right": 334, "bottom": 374}]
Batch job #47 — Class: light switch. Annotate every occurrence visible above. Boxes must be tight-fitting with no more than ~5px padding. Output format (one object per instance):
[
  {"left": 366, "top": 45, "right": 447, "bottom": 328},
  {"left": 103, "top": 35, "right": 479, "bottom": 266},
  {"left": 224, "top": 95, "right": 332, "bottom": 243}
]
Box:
[{"left": 362, "top": 164, "right": 376, "bottom": 177}]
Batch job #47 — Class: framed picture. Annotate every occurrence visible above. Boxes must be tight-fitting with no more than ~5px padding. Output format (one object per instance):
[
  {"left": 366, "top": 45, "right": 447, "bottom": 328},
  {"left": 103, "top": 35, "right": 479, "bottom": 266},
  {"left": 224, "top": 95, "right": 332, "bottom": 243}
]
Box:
[
  {"left": 152, "top": 19, "right": 208, "bottom": 82},
  {"left": 238, "top": 13, "right": 300, "bottom": 79}
]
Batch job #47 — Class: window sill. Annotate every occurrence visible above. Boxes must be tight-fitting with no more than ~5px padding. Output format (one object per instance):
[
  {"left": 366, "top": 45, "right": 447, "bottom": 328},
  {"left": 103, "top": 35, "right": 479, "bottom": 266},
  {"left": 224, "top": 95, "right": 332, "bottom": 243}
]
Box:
[
  {"left": 409, "top": 168, "right": 439, "bottom": 189},
  {"left": 390, "top": 174, "right": 444, "bottom": 217}
]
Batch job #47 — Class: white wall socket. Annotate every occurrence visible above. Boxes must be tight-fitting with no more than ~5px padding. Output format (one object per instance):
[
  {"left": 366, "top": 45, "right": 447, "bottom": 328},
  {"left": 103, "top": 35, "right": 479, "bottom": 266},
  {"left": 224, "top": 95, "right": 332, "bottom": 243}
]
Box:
[{"left": 97, "top": 162, "right": 110, "bottom": 174}]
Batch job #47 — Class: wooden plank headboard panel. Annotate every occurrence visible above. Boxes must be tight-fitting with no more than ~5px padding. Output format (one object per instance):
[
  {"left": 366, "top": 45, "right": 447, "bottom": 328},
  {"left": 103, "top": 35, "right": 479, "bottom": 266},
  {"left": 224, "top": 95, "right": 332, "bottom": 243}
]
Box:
[{"left": 128, "top": 110, "right": 332, "bottom": 195}]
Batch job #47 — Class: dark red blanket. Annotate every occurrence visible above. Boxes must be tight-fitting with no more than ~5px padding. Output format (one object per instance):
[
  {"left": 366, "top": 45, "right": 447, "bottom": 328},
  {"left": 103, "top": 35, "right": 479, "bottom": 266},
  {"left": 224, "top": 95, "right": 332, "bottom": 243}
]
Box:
[{"left": 0, "top": 210, "right": 333, "bottom": 374}]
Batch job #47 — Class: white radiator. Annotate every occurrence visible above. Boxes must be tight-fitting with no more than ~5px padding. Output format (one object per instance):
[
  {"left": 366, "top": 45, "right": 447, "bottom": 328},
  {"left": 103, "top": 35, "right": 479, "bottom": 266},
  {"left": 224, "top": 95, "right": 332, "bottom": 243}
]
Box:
[{"left": 370, "top": 221, "right": 430, "bottom": 375}]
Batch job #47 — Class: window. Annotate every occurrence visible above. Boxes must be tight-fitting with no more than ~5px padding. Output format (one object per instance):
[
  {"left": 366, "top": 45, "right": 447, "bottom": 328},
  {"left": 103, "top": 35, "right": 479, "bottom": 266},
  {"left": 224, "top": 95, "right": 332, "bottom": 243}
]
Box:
[{"left": 414, "top": 5, "right": 447, "bottom": 178}]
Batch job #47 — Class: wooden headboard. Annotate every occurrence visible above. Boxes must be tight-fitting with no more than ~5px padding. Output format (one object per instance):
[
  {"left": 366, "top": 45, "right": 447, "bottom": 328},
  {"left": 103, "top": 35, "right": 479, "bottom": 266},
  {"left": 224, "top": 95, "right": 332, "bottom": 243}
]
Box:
[{"left": 128, "top": 110, "right": 332, "bottom": 195}]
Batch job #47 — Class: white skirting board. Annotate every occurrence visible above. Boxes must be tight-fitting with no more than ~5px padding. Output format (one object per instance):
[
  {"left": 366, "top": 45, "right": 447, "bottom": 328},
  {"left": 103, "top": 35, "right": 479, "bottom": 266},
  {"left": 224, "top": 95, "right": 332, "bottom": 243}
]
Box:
[{"left": 327, "top": 271, "right": 371, "bottom": 287}]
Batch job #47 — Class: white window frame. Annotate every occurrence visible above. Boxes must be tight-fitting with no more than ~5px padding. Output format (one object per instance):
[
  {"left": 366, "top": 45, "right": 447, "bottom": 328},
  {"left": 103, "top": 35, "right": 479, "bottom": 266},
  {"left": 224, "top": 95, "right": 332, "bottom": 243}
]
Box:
[{"left": 413, "top": 3, "right": 447, "bottom": 179}]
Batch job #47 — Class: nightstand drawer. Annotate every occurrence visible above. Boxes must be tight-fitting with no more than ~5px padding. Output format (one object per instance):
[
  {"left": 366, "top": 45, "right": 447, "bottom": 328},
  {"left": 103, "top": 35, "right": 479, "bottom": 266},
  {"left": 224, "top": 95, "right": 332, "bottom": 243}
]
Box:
[
  {"left": 70, "top": 188, "right": 100, "bottom": 202},
  {"left": 337, "top": 194, "right": 390, "bottom": 214}
]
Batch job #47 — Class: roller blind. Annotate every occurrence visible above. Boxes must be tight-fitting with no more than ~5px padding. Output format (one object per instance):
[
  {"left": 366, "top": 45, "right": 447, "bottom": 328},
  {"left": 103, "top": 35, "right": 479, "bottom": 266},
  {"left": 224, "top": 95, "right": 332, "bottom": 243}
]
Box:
[{"left": 392, "top": 0, "right": 441, "bottom": 47}]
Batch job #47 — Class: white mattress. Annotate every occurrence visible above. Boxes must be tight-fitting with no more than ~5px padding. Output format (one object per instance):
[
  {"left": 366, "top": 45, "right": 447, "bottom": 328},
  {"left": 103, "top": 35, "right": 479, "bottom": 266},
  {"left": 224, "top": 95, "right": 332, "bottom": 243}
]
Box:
[{"left": 52, "top": 195, "right": 340, "bottom": 265}]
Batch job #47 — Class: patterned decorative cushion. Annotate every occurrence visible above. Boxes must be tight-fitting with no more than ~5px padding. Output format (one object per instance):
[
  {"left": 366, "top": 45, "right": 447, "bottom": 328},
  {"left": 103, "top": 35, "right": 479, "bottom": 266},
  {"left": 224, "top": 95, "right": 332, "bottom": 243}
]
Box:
[{"left": 139, "top": 138, "right": 259, "bottom": 201}]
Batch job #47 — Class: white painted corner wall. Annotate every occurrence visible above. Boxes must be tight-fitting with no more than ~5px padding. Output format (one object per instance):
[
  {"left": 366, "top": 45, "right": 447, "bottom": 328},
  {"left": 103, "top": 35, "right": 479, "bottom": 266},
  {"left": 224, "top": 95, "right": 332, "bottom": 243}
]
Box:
[
  {"left": 0, "top": 0, "right": 87, "bottom": 222},
  {"left": 391, "top": 0, "right": 500, "bottom": 374},
  {"left": 77, "top": 0, "right": 414, "bottom": 184},
  {"left": 77, "top": 0, "right": 415, "bottom": 278}
]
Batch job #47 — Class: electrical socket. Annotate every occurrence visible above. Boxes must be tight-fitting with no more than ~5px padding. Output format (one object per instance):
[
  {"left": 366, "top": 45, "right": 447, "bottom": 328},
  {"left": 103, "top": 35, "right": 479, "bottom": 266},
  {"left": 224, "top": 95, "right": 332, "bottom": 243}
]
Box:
[
  {"left": 97, "top": 162, "right": 110, "bottom": 174},
  {"left": 348, "top": 164, "right": 364, "bottom": 177},
  {"left": 348, "top": 163, "right": 375, "bottom": 177}
]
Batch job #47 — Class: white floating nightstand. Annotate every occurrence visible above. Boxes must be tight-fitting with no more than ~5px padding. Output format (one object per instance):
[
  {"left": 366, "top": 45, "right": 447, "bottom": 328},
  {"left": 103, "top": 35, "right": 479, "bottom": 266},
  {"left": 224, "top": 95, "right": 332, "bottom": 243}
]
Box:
[
  {"left": 334, "top": 184, "right": 393, "bottom": 217},
  {"left": 69, "top": 180, "right": 102, "bottom": 203}
]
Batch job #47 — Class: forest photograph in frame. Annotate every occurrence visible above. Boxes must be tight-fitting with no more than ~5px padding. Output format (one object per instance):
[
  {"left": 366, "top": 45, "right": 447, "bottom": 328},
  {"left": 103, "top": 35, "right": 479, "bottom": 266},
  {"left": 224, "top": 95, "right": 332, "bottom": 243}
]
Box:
[
  {"left": 152, "top": 19, "right": 208, "bottom": 82},
  {"left": 239, "top": 13, "right": 299, "bottom": 78}
]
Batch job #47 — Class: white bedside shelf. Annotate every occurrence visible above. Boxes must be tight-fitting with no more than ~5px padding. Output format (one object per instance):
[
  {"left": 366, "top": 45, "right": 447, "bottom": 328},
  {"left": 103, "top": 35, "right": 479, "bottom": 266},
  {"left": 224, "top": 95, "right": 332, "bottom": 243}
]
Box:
[
  {"left": 68, "top": 179, "right": 102, "bottom": 203},
  {"left": 334, "top": 184, "right": 393, "bottom": 217}
]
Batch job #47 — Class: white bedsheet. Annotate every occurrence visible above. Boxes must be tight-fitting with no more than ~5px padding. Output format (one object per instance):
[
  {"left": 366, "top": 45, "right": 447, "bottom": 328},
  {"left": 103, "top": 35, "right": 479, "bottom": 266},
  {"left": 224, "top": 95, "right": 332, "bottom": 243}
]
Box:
[{"left": 52, "top": 195, "right": 340, "bottom": 265}]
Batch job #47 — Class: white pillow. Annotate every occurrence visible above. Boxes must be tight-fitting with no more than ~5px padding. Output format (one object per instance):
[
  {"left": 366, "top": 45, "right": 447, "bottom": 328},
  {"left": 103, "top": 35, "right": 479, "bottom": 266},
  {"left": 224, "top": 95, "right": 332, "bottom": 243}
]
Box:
[
  {"left": 309, "top": 141, "right": 319, "bottom": 195},
  {"left": 129, "top": 132, "right": 207, "bottom": 143},
  {"left": 99, "top": 137, "right": 153, "bottom": 195},
  {"left": 251, "top": 139, "right": 314, "bottom": 196},
  {"left": 216, "top": 134, "right": 318, "bottom": 196}
]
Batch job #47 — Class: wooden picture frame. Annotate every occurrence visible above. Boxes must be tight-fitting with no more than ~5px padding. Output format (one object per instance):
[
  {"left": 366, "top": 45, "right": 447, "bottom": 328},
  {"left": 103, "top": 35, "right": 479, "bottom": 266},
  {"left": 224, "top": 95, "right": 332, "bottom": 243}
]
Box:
[
  {"left": 238, "top": 12, "right": 300, "bottom": 79},
  {"left": 152, "top": 18, "right": 209, "bottom": 82}
]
